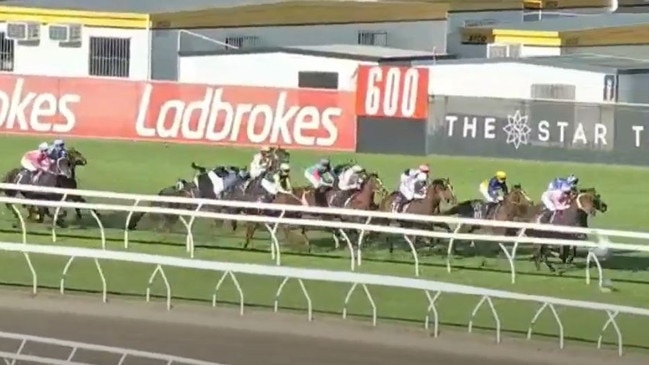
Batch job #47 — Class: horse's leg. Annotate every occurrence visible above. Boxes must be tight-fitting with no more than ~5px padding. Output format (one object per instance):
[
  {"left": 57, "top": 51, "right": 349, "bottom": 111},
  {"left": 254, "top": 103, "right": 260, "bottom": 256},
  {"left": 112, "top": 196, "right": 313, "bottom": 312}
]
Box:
[
  {"left": 244, "top": 223, "right": 258, "bottom": 249},
  {"left": 542, "top": 245, "right": 556, "bottom": 272},
  {"left": 532, "top": 244, "right": 542, "bottom": 271}
]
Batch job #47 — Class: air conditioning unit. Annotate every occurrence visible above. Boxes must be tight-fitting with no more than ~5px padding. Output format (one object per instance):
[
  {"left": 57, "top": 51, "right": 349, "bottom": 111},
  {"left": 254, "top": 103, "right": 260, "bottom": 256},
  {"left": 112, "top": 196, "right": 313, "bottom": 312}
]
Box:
[
  {"left": 49, "top": 24, "right": 82, "bottom": 43},
  {"left": 6, "top": 22, "right": 40, "bottom": 41},
  {"left": 487, "top": 43, "right": 524, "bottom": 58}
]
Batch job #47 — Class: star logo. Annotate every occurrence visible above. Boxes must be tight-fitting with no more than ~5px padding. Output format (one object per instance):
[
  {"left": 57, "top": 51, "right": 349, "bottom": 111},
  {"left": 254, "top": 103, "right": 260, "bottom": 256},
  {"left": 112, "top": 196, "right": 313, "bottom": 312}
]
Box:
[{"left": 502, "top": 110, "right": 532, "bottom": 150}]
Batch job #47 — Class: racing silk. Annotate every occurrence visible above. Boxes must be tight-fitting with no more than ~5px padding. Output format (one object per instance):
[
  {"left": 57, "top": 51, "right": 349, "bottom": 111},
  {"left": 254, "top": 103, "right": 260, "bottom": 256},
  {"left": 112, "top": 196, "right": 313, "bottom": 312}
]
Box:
[
  {"left": 265, "top": 172, "right": 292, "bottom": 193},
  {"left": 222, "top": 171, "right": 241, "bottom": 192},
  {"left": 23, "top": 150, "right": 50, "bottom": 170},
  {"left": 305, "top": 164, "right": 334, "bottom": 185},
  {"left": 548, "top": 190, "right": 570, "bottom": 210},
  {"left": 47, "top": 146, "right": 67, "bottom": 161},
  {"left": 249, "top": 153, "right": 269, "bottom": 178},
  {"left": 547, "top": 177, "right": 567, "bottom": 191},
  {"left": 338, "top": 169, "right": 361, "bottom": 191},
  {"left": 487, "top": 177, "right": 508, "bottom": 197}
]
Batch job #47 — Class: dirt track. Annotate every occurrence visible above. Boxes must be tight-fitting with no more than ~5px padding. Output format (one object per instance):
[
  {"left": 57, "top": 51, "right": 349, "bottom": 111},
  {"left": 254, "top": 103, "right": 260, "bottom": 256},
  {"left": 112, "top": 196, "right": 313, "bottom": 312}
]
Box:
[{"left": 0, "top": 290, "right": 646, "bottom": 365}]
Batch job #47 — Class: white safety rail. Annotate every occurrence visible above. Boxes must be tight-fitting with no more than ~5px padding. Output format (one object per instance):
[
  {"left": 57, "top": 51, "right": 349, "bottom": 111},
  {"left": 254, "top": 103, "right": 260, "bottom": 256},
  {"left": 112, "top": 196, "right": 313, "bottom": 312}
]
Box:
[
  {"left": 1, "top": 183, "right": 648, "bottom": 284},
  {"left": 0, "top": 241, "right": 647, "bottom": 357},
  {"left": 0, "top": 330, "right": 226, "bottom": 365}
]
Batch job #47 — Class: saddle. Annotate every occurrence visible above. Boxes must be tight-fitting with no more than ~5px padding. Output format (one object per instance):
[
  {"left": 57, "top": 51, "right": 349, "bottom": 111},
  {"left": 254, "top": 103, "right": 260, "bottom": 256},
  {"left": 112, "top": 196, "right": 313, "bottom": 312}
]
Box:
[{"left": 537, "top": 209, "right": 561, "bottom": 224}]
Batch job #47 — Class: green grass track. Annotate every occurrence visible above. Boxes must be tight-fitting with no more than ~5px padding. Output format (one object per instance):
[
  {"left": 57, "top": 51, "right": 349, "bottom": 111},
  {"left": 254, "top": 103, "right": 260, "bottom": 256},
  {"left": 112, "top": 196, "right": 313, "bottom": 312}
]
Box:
[{"left": 0, "top": 136, "right": 648, "bottom": 351}]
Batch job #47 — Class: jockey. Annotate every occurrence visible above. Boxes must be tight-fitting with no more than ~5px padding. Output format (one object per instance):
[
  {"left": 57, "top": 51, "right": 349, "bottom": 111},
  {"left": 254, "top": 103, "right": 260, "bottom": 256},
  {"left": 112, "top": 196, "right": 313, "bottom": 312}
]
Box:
[
  {"left": 304, "top": 158, "right": 335, "bottom": 189},
  {"left": 21, "top": 142, "right": 51, "bottom": 183},
  {"left": 47, "top": 139, "right": 67, "bottom": 161},
  {"left": 334, "top": 164, "right": 365, "bottom": 206},
  {"left": 539, "top": 182, "right": 572, "bottom": 222},
  {"left": 261, "top": 163, "right": 292, "bottom": 202},
  {"left": 399, "top": 164, "right": 430, "bottom": 187},
  {"left": 338, "top": 164, "right": 364, "bottom": 191},
  {"left": 250, "top": 146, "right": 272, "bottom": 179},
  {"left": 394, "top": 170, "right": 428, "bottom": 212},
  {"left": 479, "top": 171, "right": 508, "bottom": 203}
]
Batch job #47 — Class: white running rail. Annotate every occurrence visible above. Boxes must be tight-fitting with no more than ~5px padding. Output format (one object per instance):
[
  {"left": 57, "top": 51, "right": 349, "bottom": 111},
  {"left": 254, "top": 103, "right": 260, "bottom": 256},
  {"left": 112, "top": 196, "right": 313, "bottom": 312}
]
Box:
[
  {"left": 0, "top": 330, "right": 226, "bottom": 365},
  {"left": 0, "top": 183, "right": 645, "bottom": 285},
  {"left": 0, "top": 241, "right": 646, "bottom": 357}
]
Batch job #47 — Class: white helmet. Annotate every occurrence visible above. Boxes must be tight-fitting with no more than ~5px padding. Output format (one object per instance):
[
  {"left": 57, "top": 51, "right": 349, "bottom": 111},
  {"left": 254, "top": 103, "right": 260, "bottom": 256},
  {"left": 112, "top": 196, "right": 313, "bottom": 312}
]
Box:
[
  {"left": 38, "top": 142, "right": 49, "bottom": 151},
  {"left": 415, "top": 172, "right": 427, "bottom": 182},
  {"left": 352, "top": 164, "right": 364, "bottom": 173},
  {"left": 279, "top": 162, "right": 290, "bottom": 171}
]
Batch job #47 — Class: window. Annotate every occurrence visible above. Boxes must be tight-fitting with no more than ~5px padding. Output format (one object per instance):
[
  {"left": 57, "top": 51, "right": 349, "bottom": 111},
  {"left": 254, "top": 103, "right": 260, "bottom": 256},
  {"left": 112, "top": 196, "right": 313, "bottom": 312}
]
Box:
[
  {"left": 357, "top": 31, "right": 388, "bottom": 46},
  {"left": 224, "top": 35, "right": 260, "bottom": 50},
  {"left": 88, "top": 37, "right": 130, "bottom": 78},
  {"left": 0, "top": 32, "right": 14, "bottom": 71}
]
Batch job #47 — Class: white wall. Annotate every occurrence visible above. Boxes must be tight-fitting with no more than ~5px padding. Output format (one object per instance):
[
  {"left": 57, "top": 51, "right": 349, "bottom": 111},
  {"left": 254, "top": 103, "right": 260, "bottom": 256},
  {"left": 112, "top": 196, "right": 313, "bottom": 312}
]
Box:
[
  {"left": 446, "top": 43, "right": 561, "bottom": 58},
  {"left": 179, "top": 52, "right": 374, "bottom": 90},
  {"left": 0, "top": 23, "right": 149, "bottom": 80},
  {"left": 424, "top": 62, "right": 606, "bottom": 102}
]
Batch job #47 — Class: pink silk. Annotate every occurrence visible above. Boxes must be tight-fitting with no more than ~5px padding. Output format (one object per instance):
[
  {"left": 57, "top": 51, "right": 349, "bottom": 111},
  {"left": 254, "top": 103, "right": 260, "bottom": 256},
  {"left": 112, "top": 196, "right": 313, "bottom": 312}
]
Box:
[
  {"left": 548, "top": 190, "right": 570, "bottom": 210},
  {"left": 23, "top": 150, "right": 50, "bottom": 170}
]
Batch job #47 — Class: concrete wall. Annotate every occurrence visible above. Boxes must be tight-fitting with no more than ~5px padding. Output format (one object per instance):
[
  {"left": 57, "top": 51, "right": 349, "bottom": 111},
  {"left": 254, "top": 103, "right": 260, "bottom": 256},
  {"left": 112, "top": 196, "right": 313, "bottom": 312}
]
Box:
[
  {"left": 179, "top": 52, "right": 375, "bottom": 90},
  {"left": 417, "top": 62, "right": 606, "bottom": 102}
]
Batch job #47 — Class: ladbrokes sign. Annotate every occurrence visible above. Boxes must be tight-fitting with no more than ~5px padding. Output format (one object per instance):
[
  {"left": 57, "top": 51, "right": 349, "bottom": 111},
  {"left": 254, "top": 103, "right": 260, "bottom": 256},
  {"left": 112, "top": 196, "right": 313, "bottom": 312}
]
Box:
[{"left": 0, "top": 74, "right": 357, "bottom": 151}]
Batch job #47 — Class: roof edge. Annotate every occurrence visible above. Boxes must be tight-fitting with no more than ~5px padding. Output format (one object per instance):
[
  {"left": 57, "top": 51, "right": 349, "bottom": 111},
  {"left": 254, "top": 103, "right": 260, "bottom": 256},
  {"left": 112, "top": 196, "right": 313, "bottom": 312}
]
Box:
[{"left": 0, "top": 5, "right": 150, "bottom": 28}]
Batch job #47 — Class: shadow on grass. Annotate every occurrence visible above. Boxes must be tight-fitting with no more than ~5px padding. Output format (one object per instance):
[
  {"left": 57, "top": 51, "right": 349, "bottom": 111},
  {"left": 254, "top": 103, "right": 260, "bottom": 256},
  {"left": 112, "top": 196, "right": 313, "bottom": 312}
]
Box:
[
  {"left": 1, "top": 281, "right": 647, "bottom": 353},
  {"left": 2, "top": 222, "right": 649, "bottom": 286}
]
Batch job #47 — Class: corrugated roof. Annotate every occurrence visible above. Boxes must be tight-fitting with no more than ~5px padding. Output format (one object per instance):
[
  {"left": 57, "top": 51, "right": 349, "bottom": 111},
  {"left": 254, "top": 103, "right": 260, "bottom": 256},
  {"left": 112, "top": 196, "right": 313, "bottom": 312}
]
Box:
[
  {"left": 473, "top": 13, "right": 649, "bottom": 32},
  {"left": 0, "top": 0, "right": 289, "bottom": 13},
  {"left": 435, "top": 53, "right": 649, "bottom": 74},
  {"left": 285, "top": 44, "right": 438, "bottom": 58}
]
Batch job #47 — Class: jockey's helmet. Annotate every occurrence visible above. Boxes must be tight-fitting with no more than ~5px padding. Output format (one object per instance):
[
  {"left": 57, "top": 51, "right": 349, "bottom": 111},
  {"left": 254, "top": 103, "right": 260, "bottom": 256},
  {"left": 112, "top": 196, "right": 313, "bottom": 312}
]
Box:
[
  {"left": 38, "top": 142, "right": 49, "bottom": 151},
  {"left": 261, "top": 146, "right": 271, "bottom": 152},
  {"left": 53, "top": 139, "right": 64, "bottom": 147},
  {"left": 319, "top": 158, "right": 330, "bottom": 167},
  {"left": 279, "top": 162, "right": 290, "bottom": 172},
  {"left": 496, "top": 171, "right": 507, "bottom": 181},
  {"left": 352, "top": 165, "right": 364, "bottom": 173},
  {"left": 567, "top": 174, "right": 579, "bottom": 185},
  {"left": 415, "top": 172, "right": 427, "bottom": 182},
  {"left": 560, "top": 182, "right": 572, "bottom": 192},
  {"left": 418, "top": 164, "right": 430, "bottom": 173}
]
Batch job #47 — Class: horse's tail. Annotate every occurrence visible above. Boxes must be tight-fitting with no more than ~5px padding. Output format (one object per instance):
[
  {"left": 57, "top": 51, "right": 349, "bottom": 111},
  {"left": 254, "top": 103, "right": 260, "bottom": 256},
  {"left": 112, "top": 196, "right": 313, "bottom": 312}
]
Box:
[{"left": 190, "top": 162, "right": 207, "bottom": 173}]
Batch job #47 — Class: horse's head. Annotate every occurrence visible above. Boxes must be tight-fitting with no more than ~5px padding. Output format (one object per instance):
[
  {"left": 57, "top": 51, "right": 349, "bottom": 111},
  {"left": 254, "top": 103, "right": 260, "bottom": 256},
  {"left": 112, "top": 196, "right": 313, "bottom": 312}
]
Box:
[
  {"left": 174, "top": 179, "right": 197, "bottom": 197},
  {"left": 579, "top": 188, "right": 607, "bottom": 214},
  {"left": 508, "top": 184, "right": 533, "bottom": 206},
  {"left": 575, "top": 192, "right": 598, "bottom": 216},
  {"left": 270, "top": 146, "right": 290, "bottom": 165},
  {"left": 430, "top": 178, "right": 455, "bottom": 204},
  {"left": 66, "top": 147, "right": 87, "bottom": 167},
  {"left": 54, "top": 157, "right": 73, "bottom": 179},
  {"left": 362, "top": 172, "right": 388, "bottom": 196}
]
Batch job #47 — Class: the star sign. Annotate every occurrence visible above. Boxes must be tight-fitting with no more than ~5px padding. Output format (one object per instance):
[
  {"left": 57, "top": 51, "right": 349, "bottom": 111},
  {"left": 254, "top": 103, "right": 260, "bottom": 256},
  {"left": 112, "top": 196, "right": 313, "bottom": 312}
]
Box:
[{"left": 502, "top": 110, "right": 532, "bottom": 150}]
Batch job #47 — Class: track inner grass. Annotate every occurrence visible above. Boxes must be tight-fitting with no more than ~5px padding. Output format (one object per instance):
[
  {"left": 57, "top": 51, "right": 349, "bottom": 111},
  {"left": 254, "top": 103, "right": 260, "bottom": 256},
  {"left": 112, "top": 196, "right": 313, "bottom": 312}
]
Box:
[{"left": 1, "top": 136, "right": 649, "bottom": 350}]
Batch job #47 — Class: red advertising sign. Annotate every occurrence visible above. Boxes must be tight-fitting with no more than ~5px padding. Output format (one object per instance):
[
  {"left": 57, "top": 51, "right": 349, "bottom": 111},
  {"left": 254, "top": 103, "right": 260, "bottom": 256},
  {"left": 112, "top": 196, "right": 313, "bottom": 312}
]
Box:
[
  {"left": 0, "top": 74, "right": 357, "bottom": 151},
  {"left": 355, "top": 65, "right": 429, "bottom": 119}
]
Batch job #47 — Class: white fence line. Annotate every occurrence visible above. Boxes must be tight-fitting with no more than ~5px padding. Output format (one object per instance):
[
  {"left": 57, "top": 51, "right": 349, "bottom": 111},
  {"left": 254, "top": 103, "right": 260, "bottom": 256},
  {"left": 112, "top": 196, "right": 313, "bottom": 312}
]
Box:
[
  {"left": 0, "top": 241, "right": 647, "bottom": 357},
  {"left": 1, "top": 183, "right": 647, "bottom": 285},
  {"left": 0, "top": 194, "right": 612, "bottom": 286},
  {"left": 0, "top": 330, "right": 225, "bottom": 365}
]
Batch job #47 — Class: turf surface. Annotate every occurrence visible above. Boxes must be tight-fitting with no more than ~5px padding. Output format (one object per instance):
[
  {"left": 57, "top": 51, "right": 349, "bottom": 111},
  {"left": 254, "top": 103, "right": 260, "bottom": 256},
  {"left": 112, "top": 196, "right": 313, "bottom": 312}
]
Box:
[{"left": 0, "top": 136, "right": 649, "bottom": 350}]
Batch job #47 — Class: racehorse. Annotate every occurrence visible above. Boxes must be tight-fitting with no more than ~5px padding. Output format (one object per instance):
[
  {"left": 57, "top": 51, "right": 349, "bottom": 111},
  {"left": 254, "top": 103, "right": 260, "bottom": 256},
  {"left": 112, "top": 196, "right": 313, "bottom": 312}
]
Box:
[
  {"left": 3, "top": 157, "right": 75, "bottom": 227},
  {"left": 2, "top": 148, "right": 90, "bottom": 221},
  {"left": 243, "top": 147, "right": 289, "bottom": 196},
  {"left": 525, "top": 191, "right": 599, "bottom": 272},
  {"left": 243, "top": 191, "right": 310, "bottom": 251},
  {"left": 127, "top": 179, "right": 198, "bottom": 232},
  {"left": 524, "top": 188, "right": 607, "bottom": 266},
  {"left": 441, "top": 184, "right": 533, "bottom": 233},
  {"left": 378, "top": 179, "right": 456, "bottom": 252}
]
